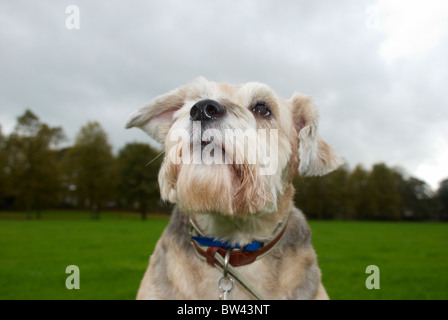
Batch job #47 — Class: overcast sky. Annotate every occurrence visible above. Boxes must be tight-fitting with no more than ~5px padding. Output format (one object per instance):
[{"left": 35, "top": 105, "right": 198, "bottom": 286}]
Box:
[{"left": 1, "top": 0, "right": 447, "bottom": 189}]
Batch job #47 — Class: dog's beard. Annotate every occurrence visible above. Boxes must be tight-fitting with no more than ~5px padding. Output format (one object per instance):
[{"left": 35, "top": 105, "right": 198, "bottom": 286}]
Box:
[{"left": 158, "top": 137, "right": 282, "bottom": 217}]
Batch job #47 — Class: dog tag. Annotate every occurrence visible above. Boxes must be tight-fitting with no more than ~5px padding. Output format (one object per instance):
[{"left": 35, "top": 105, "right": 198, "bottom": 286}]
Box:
[{"left": 218, "top": 276, "right": 234, "bottom": 300}]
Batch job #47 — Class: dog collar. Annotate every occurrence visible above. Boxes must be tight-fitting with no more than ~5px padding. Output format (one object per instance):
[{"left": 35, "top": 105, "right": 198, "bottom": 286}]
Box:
[
  {"left": 190, "top": 215, "right": 289, "bottom": 300},
  {"left": 191, "top": 236, "right": 263, "bottom": 251},
  {"left": 190, "top": 215, "right": 288, "bottom": 268}
]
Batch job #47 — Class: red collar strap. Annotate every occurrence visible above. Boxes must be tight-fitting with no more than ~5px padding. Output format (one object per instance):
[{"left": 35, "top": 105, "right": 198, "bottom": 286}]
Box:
[{"left": 190, "top": 216, "right": 288, "bottom": 268}]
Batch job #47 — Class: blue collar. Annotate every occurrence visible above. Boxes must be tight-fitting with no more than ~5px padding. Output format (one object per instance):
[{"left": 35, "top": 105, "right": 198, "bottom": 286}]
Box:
[{"left": 191, "top": 235, "right": 263, "bottom": 252}]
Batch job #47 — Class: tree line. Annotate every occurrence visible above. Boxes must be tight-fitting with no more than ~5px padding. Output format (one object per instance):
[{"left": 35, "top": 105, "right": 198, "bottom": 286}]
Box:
[
  {"left": 0, "top": 110, "right": 165, "bottom": 219},
  {"left": 294, "top": 164, "right": 446, "bottom": 221},
  {"left": 1, "top": 110, "right": 447, "bottom": 220}
]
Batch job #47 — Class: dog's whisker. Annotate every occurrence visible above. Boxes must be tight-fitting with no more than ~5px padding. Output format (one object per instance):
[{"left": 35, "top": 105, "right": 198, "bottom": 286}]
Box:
[{"left": 145, "top": 150, "right": 165, "bottom": 167}]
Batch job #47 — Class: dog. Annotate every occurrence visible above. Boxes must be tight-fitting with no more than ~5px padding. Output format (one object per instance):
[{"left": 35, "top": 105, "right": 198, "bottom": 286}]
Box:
[{"left": 126, "top": 77, "right": 343, "bottom": 299}]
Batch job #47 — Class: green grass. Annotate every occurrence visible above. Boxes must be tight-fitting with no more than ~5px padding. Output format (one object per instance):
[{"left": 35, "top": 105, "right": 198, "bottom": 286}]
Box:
[
  {"left": 310, "top": 221, "right": 448, "bottom": 300},
  {"left": 0, "top": 213, "right": 168, "bottom": 299},
  {"left": 0, "top": 212, "right": 447, "bottom": 299},
  {"left": 0, "top": 210, "right": 148, "bottom": 221}
]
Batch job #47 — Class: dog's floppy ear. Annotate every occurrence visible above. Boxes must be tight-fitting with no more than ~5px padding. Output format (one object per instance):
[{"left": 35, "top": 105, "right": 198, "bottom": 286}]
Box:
[
  {"left": 291, "top": 93, "right": 344, "bottom": 176},
  {"left": 125, "top": 85, "right": 189, "bottom": 145}
]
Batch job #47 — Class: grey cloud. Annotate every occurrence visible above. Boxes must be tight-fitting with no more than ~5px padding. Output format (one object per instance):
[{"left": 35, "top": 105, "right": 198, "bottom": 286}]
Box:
[{"left": 1, "top": 0, "right": 447, "bottom": 188}]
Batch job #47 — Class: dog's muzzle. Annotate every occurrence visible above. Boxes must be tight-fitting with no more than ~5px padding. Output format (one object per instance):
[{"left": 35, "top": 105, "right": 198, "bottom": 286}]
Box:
[{"left": 190, "top": 99, "right": 227, "bottom": 122}]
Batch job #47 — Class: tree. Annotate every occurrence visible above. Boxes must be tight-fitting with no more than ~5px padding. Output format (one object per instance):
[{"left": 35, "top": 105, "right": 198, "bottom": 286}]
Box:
[
  {"left": 294, "top": 175, "right": 323, "bottom": 219},
  {"left": 117, "top": 143, "right": 163, "bottom": 219},
  {"left": 321, "top": 165, "right": 350, "bottom": 219},
  {"left": 367, "top": 163, "right": 401, "bottom": 220},
  {"left": 436, "top": 178, "right": 448, "bottom": 220},
  {"left": 3, "top": 110, "right": 65, "bottom": 217},
  {"left": 0, "top": 125, "right": 7, "bottom": 207},
  {"left": 347, "top": 164, "right": 373, "bottom": 220},
  {"left": 398, "top": 176, "right": 433, "bottom": 220},
  {"left": 66, "top": 122, "right": 116, "bottom": 219}
]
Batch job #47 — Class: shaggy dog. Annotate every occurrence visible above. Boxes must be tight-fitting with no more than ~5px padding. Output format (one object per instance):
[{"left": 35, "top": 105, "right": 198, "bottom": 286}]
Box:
[{"left": 126, "top": 77, "right": 343, "bottom": 299}]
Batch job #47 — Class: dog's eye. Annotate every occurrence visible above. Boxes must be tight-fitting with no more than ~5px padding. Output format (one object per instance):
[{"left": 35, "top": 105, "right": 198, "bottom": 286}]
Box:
[{"left": 251, "top": 103, "right": 271, "bottom": 118}]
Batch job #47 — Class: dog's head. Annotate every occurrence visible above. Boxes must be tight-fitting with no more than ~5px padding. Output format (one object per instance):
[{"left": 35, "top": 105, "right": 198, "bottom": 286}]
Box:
[{"left": 126, "top": 77, "right": 343, "bottom": 217}]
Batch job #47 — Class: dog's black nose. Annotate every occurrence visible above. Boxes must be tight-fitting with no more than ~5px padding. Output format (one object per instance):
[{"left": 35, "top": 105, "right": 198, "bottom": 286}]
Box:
[{"left": 190, "top": 99, "right": 226, "bottom": 122}]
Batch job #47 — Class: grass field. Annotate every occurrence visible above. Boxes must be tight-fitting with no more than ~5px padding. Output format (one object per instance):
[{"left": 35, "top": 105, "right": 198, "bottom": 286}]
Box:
[{"left": 0, "top": 211, "right": 447, "bottom": 300}]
